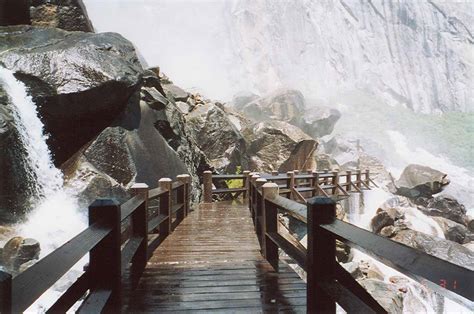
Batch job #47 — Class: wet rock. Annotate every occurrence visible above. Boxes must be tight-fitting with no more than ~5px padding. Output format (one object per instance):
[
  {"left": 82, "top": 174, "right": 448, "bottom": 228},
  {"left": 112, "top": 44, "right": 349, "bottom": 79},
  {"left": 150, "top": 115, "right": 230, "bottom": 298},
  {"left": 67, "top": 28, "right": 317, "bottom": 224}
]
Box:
[
  {"left": 415, "top": 195, "right": 467, "bottom": 226},
  {"left": 371, "top": 211, "right": 395, "bottom": 234},
  {"left": 2, "top": 237, "right": 40, "bottom": 271},
  {"left": 30, "top": 0, "right": 94, "bottom": 32},
  {"left": 394, "top": 164, "right": 450, "bottom": 198},
  {"left": 391, "top": 229, "right": 474, "bottom": 270},
  {"left": 0, "top": 25, "right": 143, "bottom": 165},
  {"left": 186, "top": 102, "right": 247, "bottom": 173},
  {"left": 336, "top": 240, "right": 352, "bottom": 263},
  {"left": 234, "top": 89, "right": 305, "bottom": 122},
  {"left": 358, "top": 278, "right": 403, "bottom": 313},
  {"left": 432, "top": 217, "right": 469, "bottom": 244},
  {"left": 342, "top": 261, "right": 363, "bottom": 279},
  {"left": 463, "top": 242, "right": 474, "bottom": 251},
  {"left": 246, "top": 120, "right": 317, "bottom": 172},
  {"left": 380, "top": 225, "right": 396, "bottom": 237},
  {"left": 300, "top": 106, "right": 341, "bottom": 138},
  {"left": 231, "top": 92, "right": 259, "bottom": 108},
  {"left": 163, "top": 84, "right": 189, "bottom": 102},
  {"left": 359, "top": 260, "right": 384, "bottom": 281}
]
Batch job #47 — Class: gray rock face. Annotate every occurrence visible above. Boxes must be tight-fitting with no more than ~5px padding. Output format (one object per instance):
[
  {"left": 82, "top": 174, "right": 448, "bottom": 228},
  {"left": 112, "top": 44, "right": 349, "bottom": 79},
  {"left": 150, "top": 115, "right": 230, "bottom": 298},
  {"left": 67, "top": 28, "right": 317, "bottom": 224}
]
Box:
[
  {"left": 2, "top": 236, "right": 40, "bottom": 272},
  {"left": 234, "top": 89, "right": 340, "bottom": 138},
  {"left": 415, "top": 195, "right": 468, "bottom": 226},
  {"left": 358, "top": 279, "right": 403, "bottom": 313},
  {"left": 395, "top": 164, "right": 450, "bottom": 198},
  {"left": 30, "top": 0, "right": 94, "bottom": 32},
  {"left": 64, "top": 74, "right": 210, "bottom": 204},
  {"left": 186, "top": 102, "right": 248, "bottom": 173},
  {"left": 432, "top": 217, "right": 470, "bottom": 244},
  {"left": 246, "top": 121, "right": 317, "bottom": 173},
  {"left": 391, "top": 229, "right": 474, "bottom": 270},
  {"left": 0, "top": 25, "right": 143, "bottom": 165}
]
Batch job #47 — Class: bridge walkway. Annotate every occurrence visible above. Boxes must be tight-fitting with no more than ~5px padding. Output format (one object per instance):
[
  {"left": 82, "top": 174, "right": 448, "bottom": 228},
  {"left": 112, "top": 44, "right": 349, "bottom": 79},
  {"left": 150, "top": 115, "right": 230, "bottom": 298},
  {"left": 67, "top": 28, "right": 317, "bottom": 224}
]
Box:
[{"left": 125, "top": 200, "right": 306, "bottom": 313}]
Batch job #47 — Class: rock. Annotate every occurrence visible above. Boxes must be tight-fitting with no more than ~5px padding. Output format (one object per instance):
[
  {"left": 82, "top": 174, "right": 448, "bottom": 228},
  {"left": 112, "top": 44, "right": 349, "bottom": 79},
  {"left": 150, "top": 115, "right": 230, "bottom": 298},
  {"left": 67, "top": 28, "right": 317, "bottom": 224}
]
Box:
[
  {"left": 415, "top": 195, "right": 467, "bottom": 226},
  {"left": 30, "top": 0, "right": 94, "bottom": 32},
  {"left": 358, "top": 279, "right": 403, "bottom": 313},
  {"left": 163, "top": 84, "right": 189, "bottom": 102},
  {"left": 2, "top": 237, "right": 40, "bottom": 271},
  {"left": 0, "top": 25, "right": 143, "bottom": 165},
  {"left": 64, "top": 76, "right": 210, "bottom": 203},
  {"left": 463, "top": 242, "right": 474, "bottom": 251},
  {"left": 246, "top": 120, "right": 317, "bottom": 172},
  {"left": 336, "top": 240, "right": 352, "bottom": 263},
  {"left": 395, "top": 164, "right": 450, "bottom": 198},
  {"left": 432, "top": 217, "right": 470, "bottom": 244},
  {"left": 342, "top": 261, "right": 363, "bottom": 279},
  {"left": 231, "top": 92, "right": 259, "bottom": 108},
  {"left": 18, "top": 259, "right": 37, "bottom": 273},
  {"left": 234, "top": 89, "right": 305, "bottom": 122},
  {"left": 371, "top": 211, "right": 395, "bottom": 234},
  {"left": 186, "top": 102, "right": 247, "bottom": 173},
  {"left": 380, "top": 225, "right": 396, "bottom": 237},
  {"left": 391, "top": 229, "right": 474, "bottom": 270},
  {"left": 315, "top": 153, "right": 339, "bottom": 170},
  {"left": 300, "top": 106, "right": 341, "bottom": 138},
  {"left": 234, "top": 89, "right": 340, "bottom": 138},
  {"left": 359, "top": 260, "right": 384, "bottom": 280}
]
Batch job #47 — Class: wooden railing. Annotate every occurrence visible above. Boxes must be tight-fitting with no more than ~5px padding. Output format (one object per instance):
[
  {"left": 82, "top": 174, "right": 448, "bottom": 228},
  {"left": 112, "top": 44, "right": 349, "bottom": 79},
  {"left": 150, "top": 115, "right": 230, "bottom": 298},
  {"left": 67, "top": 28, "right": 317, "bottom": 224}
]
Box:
[
  {"left": 202, "top": 168, "right": 376, "bottom": 203},
  {"left": 249, "top": 179, "right": 473, "bottom": 313},
  {"left": 0, "top": 175, "right": 191, "bottom": 313}
]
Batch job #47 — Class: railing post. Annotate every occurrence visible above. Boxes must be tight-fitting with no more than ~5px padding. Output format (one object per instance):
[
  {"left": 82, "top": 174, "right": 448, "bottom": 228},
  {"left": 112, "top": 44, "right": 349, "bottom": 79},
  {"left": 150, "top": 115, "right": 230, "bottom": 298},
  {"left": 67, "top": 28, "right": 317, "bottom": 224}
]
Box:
[
  {"left": 255, "top": 178, "right": 267, "bottom": 245},
  {"left": 262, "top": 183, "right": 279, "bottom": 271},
  {"left": 250, "top": 174, "right": 260, "bottom": 224},
  {"left": 286, "top": 171, "right": 294, "bottom": 199},
  {"left": 346, "top": 170, "right": 352, "bottom": 192},
  {"left": 243, "top": 170, "right": 250, "bottom": 199},
  {"left": 307, "top": 197, "right": 336, "bottom": 313},
  {"left": 356, "top": 169, "right": 362, "bottom": 189},
  {"left": 159, "top": 178, "right": 172, "bottom": 236},
  {"left": 203, "top": 170, "right": 213, "bottom": 203},
  {"left": 331, "top": 171, "right": 339, "bottom": 195},
  {"left": 88, "top": 199, "right": 122, "bottom": 309},
  {"left": 130, "top": 183, "right": 149, "bottom": 287},
  {"left": 365, "top": 169, "right": 370, "bottom": 186},
  {"left": 0, "top": 271, "right": 12, "bottom": 314},
  {"left": 311, "top": 170, "right": 319, "bottom": 197},
  {"left": 271, "top": 170, "right": 279, "bottom": 176},
  {"left": 177, "top": 174, "right": 191, "bottom": 217}
]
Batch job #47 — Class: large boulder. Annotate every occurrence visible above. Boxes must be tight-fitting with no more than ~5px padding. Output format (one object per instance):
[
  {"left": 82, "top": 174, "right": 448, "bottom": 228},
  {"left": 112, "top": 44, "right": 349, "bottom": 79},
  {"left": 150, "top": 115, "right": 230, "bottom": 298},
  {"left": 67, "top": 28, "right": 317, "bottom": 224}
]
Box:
[
  {"left": 2, "top": 236, "right": 40, "bottom": 272},
  {"left": 186, "top": 102, "right": 248, "bottom": 173},
  {"left": 234, "top": 89, "right": 340, "bottom": 138},
  {"left": 415, "top": 195, "right": 469, "bottom": 227},
  {"left": 432, "top": 217, "right": 470, "bottom": 244},
  {"left": 394, "top": 164, "right": 450, "bottom": 199},
  {"left": 358, "top": 279, "right": 403, "bottom": 313},
  {"left": 0, "top": 25, "right": 143, "bottom": 165},
  {"left": 245, "top": 121, "right": 317, "bottom": 173},
  {"left": 30, "top": 0, "right": 94, "bottom": 32},
  {"left": 391, "top": 229, "right": 474, "bottom": 270},
  {"left": 234, "top": 89, "right": 305, "bottom": 123}
]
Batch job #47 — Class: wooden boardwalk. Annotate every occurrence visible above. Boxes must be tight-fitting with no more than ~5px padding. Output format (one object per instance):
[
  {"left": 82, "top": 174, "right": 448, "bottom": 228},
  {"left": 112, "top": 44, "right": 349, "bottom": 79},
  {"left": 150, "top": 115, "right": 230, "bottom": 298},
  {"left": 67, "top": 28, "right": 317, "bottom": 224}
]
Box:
[{"left": 126, "top": 201, "right": 306, "bottom": 313}]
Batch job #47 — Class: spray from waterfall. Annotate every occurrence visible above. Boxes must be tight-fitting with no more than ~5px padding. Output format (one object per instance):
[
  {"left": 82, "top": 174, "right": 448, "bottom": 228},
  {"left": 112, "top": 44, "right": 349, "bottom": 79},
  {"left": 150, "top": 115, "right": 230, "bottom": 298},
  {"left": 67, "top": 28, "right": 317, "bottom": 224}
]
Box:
[{"left": 0, "top": 67, "right": 86, "bottom": 254}]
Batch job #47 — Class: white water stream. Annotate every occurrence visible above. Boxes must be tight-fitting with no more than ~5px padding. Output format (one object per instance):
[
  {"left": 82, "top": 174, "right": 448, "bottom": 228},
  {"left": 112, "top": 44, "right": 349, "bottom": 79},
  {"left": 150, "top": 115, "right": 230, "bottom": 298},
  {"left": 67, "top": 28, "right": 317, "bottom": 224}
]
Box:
[{"left": 0, "top": 68, "right": 86, "bottom": 312}]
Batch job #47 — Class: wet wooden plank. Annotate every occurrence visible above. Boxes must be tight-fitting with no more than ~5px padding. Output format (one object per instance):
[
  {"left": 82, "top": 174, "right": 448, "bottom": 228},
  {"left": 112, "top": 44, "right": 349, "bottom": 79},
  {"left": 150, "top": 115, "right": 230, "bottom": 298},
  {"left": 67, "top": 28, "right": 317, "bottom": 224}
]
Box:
[{"left": 125, "top": 200, "right": 306, "bottom": 312}]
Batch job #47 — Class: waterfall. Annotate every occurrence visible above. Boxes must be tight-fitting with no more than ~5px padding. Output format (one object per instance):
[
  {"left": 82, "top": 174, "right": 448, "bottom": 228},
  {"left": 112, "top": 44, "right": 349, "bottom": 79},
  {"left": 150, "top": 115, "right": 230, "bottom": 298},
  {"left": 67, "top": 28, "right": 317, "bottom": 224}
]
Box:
[{"left": 0, "top": 67, "right": 86, "bottom": 311}]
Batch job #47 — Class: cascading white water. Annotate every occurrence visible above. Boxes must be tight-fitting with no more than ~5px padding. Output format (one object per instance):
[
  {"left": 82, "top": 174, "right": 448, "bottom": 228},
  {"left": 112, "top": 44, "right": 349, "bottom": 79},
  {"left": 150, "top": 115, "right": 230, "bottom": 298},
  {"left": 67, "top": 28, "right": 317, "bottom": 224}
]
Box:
[
  {"left": 0, "top": 67, "right": 86, "bottom": 312},
  {"left": 0, "top": 68, "right": 63, "bottom": 201}
]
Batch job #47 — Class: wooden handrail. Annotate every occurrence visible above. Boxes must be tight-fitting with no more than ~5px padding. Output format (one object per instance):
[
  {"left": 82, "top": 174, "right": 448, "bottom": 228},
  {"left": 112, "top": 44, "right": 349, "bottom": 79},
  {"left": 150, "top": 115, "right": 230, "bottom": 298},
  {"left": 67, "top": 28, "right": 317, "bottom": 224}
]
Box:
[
  {"left": 249, "top": 178, "right": 474, "bottom": 313},
  {"left": 0, "top": 175, "right": 192, "bottom": 313},
  {"left": 202, "top": 168, "right": 374, "bottom": 203}
]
